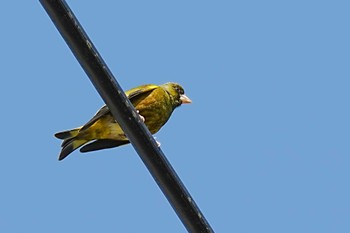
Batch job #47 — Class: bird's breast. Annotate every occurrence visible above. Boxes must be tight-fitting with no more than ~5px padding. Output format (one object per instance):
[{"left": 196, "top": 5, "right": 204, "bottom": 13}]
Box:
[{"left": 136, "top": 89, "right": 173, "bottom": 134}]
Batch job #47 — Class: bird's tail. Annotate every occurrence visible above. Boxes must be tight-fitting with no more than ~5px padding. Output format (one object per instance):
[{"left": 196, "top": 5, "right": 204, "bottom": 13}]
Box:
[{"left": 54, "top": 128, "right": 89, "bottom": 161}]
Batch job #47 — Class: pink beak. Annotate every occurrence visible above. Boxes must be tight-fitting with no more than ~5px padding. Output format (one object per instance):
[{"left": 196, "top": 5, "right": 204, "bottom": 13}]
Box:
[{"left": 180, "top": 94, "right": 192, "bottom": 104}]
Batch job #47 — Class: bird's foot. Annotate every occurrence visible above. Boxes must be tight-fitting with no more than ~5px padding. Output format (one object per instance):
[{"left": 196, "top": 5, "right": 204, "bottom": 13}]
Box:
[
  {"left": 136, "top": 110, "right": 145, "bottom": 122},
  {"left": 154, "top": 137, "right": 161, "bottom": 147}
]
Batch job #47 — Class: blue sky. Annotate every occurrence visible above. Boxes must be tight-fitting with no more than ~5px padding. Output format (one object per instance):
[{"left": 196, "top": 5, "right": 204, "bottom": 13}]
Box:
[{"left": 0, "top": 1, "right": 349, "bottom": 232}]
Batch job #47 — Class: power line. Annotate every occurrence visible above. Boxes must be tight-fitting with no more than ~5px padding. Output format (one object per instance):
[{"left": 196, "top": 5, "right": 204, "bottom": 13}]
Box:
[{"left": 40, "top": 1, "right": 214, "bottom": 232}]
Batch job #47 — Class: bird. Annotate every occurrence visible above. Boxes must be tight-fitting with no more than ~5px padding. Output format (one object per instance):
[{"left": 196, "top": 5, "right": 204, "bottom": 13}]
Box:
[{"left": 54, "top": 82, "right": 192, "bottom": 161}]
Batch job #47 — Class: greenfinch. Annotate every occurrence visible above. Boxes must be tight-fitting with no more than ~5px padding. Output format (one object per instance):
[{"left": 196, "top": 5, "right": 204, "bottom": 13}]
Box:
[{"left": 55, "top": 82, "right": 191, "bottom": 160}]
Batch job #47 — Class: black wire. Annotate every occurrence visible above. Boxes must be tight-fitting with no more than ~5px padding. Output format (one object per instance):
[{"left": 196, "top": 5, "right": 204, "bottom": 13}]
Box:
[{"left": 40, "top": 0, "right": 214, "bottom": 232}]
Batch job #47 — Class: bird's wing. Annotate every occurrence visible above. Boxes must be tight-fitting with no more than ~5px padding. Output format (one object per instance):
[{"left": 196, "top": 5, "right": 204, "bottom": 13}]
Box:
[
  {"left": 126, "top": 84, "right": 159, "bottom": 100},
  {"left": 80, "top": 105, "right": 110, "bottom": 131},
  {"left": 80, "top": 84, "right": 159, "bottom": 131}
]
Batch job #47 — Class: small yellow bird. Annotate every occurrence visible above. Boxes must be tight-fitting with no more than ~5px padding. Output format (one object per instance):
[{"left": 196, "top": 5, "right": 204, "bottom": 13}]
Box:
[{"left": 55, "top": 82, "right": 191, "bottom": 160}]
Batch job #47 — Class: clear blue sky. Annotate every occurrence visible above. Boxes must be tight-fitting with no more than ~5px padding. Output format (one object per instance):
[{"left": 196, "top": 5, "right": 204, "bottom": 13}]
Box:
[{"left": 0, "top": 1, "right": 349, "bottom": 232}]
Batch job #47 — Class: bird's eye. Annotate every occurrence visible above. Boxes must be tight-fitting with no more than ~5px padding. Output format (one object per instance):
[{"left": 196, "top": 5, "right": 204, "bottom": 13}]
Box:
[
  {"left": 177, "top": 87, "right": 184, "bottom": 94},
  {"left": 173, "top": 85, "right": 184, "bottom": 95}
]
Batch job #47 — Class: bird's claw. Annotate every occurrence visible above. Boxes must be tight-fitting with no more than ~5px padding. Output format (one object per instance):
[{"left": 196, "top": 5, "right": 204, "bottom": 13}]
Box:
[
  {"left": 153, "top": 137, "right": 161, "bottom": 147},
  {"left": 136, "top": 110, "right": 145, "bottom": 122}
]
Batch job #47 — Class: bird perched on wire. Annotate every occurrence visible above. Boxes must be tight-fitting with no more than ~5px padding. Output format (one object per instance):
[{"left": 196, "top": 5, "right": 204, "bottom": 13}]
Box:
[{"left": 54, "top": 82, "right": 192, "bottom": 161}]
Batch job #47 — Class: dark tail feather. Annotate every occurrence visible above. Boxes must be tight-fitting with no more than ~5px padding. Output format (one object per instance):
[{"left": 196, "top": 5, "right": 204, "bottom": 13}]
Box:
[
  {"left": 80, "top": 139, "right": 129, "bottom": 153},
  {"left": 55, "top": 128, "right": 88, "bottom": 161},
  {"left": 58, "top": 138, "right": 89, "bottom": 161},
  {"left": 55, "top": 128, "right": 80, "bottom": 139}
]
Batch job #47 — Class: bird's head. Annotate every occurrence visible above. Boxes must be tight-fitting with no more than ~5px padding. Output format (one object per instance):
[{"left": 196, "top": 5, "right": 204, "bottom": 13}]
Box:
[{"left": 162, "top": 82, "right": 192, "bottom": 107}]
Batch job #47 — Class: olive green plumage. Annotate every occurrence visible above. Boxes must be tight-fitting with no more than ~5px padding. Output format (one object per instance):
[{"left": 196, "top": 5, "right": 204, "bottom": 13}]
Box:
[{"left": 54, "top": 82, "right": 191, "bottom": 161}]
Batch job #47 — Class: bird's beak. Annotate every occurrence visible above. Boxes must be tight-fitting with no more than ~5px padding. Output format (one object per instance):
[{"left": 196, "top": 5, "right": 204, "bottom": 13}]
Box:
[{"left": 180, "top": 94, "right": 192, "bottom": 104}]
